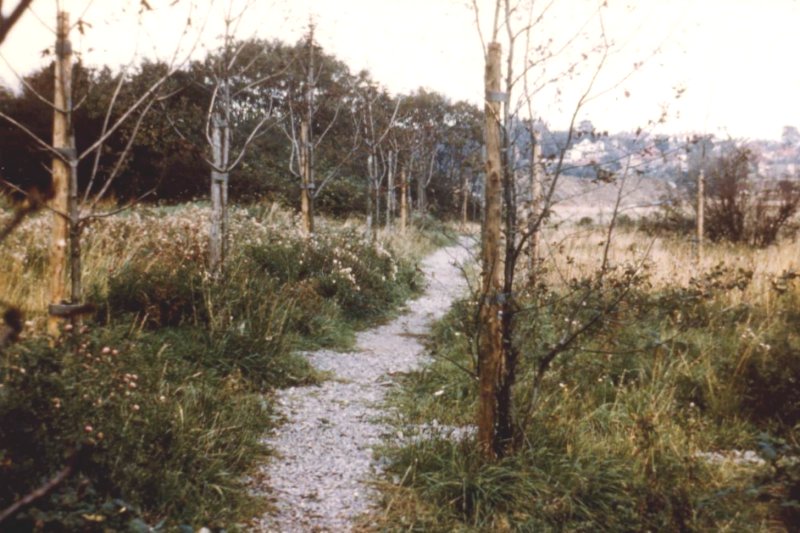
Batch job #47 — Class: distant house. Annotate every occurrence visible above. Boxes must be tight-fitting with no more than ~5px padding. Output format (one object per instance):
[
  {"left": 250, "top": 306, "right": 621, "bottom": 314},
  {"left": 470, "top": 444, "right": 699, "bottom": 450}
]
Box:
[{"left": 565, "top": 138, "right": 606, "bottom": 166}]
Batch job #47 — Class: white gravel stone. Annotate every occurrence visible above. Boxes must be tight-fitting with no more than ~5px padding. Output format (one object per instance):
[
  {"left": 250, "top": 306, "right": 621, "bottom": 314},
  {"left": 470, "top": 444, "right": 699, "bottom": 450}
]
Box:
[{"left": 251, "top": 239, "right": 472, "bottom": 532}]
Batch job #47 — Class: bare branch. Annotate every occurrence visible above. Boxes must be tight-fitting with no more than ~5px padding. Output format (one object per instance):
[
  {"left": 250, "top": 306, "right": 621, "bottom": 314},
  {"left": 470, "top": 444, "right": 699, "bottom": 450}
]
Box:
[
  {"left": 89, "top": 99, "right": 155, "bottom": 212},
  {"left": 0, "top": 0, "right": 33, "bottom": 45},
  {"left": 0, "top": 53, "right": 62, "bottom": 110},
  {"left": 78, "top": 71, "right": 172, "bottom": 161},
  {"left": 85, "top": 71, "right": 127, "bottom": 204},
  {"left": 82, "top": 188, "right": 156, "bottom": 222},
  {"left": 0, "top": 109, "right": 64, "bottom": 160}
]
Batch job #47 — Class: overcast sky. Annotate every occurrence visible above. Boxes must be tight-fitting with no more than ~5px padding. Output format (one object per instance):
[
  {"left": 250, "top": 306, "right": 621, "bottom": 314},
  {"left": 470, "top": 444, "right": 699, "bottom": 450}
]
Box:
[{"left": 2, "top": 0, "right": 799, "bottom": 140}]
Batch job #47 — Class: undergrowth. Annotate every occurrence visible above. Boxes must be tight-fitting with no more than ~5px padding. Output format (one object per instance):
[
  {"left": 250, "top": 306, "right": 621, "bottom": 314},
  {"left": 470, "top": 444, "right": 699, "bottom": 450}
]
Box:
[
  {"left": 0, "top": 202, "right": 442, "bottom": 530},
  {"left": 374, "top": 234, "right": 800, "bottom": 532}
]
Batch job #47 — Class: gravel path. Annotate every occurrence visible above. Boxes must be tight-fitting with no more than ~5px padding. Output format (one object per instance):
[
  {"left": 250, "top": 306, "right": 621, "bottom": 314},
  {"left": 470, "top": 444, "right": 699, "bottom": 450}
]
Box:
[{"left": 251, "top": 239, "right": 472, "bottom": 532}]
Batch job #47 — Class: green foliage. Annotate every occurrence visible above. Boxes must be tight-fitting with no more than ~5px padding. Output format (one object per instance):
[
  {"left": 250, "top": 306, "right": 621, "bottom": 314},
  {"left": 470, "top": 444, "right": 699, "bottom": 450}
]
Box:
[
  {"left": 638, "top": 202, "right": 695, "bottom": 237},
  {"left": 106, "top": 262, "right": 203, "bottom": 327},
  {"left": 314, "top": 175, "right": 367, "bottom": 217},
  {"left": 410, "top": 212, "right": 459, "bottom": 249},
  {"left": 0, "top": 327, "right": 269, "bottom": 530},
  {"left": 246, "top": 229, "right": 421, "bottom": 325},
  {"left": 1, "top": 206, "right": 430, "bottom": 529}
]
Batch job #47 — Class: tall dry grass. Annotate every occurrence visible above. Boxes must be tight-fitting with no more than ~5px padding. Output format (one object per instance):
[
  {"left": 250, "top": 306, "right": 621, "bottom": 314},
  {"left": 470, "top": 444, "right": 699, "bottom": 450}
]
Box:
[{"left": 536, "top": 223, "right": 798, "bottom": 307}]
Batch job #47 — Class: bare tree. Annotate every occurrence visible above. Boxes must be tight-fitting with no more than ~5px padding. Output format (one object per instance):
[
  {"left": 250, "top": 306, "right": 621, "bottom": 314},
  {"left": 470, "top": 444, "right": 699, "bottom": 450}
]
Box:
[
  {"left": 200, "top": 2, "right": 280, "bottom": 272},
  {"left": 472, "top": 0, "right": 625, "bottom": 458},
  {"left": 356, "top": 79, "right": 400, "bottom": 240},
  {"left": 283, "top": 23, "right": 360, "bottom": 236},
  {"left": 0, "top": 6, "right": 196, "bottom": 334}
]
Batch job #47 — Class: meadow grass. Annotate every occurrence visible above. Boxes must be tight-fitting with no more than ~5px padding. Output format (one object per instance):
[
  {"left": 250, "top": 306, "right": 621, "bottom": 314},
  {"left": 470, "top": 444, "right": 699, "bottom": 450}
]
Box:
[{"left": 373, "top": 221, "right": 800, "bottom": 532}]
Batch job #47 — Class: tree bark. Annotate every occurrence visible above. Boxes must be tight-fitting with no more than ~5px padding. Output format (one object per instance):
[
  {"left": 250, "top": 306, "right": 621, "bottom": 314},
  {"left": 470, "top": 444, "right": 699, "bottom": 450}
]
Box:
[
  {"left": 209, "top": 114, "right": 228, "bottom": 272},
  {"left": 366, "top": 153, "right": 374, "bottom": 240},
  {"left": 416, "top": 172, "right": 425, "bottom": 214},
  {"left": 300, "top": 26, "right": 316, "bottom": 236},
  {"left": 68, "top": 160, "right": 80, "bottom": 305},
  {"left": 399, "top": 166, "right": 408, "bottom": 234},
  {"left": 386, "top": 150, "right": 394, "bottom": 230},
  {"left": 461, "top": 170, "right": 470, "bottom": 227},
  {"left": 478, "top": 41, "right": 504, "bottom": 460},
  {"left": 374, "top": 175, "right": 380, "bottom": 234},
  {"left": 300, "top": 120, "right": 314, "bottom": 235},
  {"left": 697, "top": 166, "right": 705, "bottom": 264},
  {"left": 48, "top": 11, "right": 71, "bottom": 336},
  {"left": 528, "top": 135, "right": 542, "bottom": 284}
]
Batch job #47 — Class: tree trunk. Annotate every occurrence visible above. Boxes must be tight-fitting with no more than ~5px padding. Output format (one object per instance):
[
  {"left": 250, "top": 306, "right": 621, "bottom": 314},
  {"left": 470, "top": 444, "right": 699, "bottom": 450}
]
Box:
[
  {"left": 210, "top": 114, "right": 225, "bottom": 272},
  {"left": 478, "top": 42, "right": 504, "bottom": 460},
  {"left": 697, "top": 166, "right": 704, "bottom": 264},
  {"left": 461, "top": 170, "right": 470, "bottom": 227},
  {"left": 300, "top": 26, "right": 316, "bottom": 236},
  {"left": 416, "top": 171, "right": 425, "bottom": 214},
  {"left": 374, "top": 179, "right": 381, "bottom": 234},
  {"left": 386, "top": 150, "right": 394, "bottom": 230},
  {"left": 400, "top": 166, "right": 408, "bottom": 234},
  {"left": 222, "top": 122, "right": 229, "bottom": 261},
  {"left": 300, "top": 120, "right": 314, "bottom": 235},
  {"left": 366, "top": 153, "right": 374, "bottom": 240},
  {"left": 528, "top": 135, "right": 542, "bottom": 284},
  {"left": 47, "top": 11, "right": 71, "bottom": 336},
  {"left": 68, "top": 160, "right": 80, "bottom": 305},
  {"left": 496, "top": 46, "right": 519, "bottom": 453}
]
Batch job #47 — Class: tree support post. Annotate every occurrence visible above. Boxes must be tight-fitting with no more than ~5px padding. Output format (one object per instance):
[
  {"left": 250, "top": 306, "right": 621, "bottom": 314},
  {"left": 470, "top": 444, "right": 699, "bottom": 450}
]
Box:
[
  {"left": 478, "top": 41, "right": 505, "bottom": 460},
  {"left": 47, "top": 11, "right": 72, "bottom": 336}
]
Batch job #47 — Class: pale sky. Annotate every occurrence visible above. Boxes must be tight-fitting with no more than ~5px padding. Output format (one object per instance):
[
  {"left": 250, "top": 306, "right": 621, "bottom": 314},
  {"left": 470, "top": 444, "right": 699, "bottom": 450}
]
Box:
[{"left": 2, "top": 0, "right": 799, "bottom": 140}]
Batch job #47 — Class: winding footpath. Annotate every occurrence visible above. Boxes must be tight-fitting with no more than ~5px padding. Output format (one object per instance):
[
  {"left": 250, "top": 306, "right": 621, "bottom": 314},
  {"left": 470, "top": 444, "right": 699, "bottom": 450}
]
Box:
[{"left": 251, "top": 239, "right": 471, "bottom": 532}]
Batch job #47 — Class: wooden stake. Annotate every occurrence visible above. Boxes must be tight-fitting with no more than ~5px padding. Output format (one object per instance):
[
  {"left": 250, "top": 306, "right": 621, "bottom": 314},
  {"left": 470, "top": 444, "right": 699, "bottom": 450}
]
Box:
[
  {"left": 47, "top": 11, "right": 71, "bottom": 336},
  {"left": 478, "top": 41, "right": 504, "bottom": 460}
]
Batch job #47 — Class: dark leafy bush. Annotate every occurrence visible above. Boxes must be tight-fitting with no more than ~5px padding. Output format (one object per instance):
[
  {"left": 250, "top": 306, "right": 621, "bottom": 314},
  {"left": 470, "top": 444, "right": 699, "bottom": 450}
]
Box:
[{"left": 106, "top": 262, "right": 204, "bottom": 327}]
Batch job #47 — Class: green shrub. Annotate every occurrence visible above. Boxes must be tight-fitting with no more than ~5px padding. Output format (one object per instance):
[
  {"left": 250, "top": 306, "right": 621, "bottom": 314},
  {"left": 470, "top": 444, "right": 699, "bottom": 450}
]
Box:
[
  {"left": 0, "top": 327, "right": 268, "bottom": 530},
  {"left": 105, "top": 262, "right": 204, "bottom": 327},
  {"left": 246, "top": 230, "right": 421, "bottom": 324}
]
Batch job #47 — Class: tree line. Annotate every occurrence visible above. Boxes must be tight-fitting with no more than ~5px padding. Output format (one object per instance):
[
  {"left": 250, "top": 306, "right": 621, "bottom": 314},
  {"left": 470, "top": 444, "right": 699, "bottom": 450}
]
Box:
[{"left": 0, "top": 28, "right": 484, "bottom": 226}]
